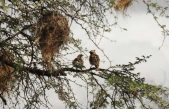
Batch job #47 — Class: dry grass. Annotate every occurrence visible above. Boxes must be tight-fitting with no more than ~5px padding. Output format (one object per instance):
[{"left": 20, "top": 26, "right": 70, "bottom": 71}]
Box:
[
  {"left": 114, "top": 0, "right": 133, "bottom": 12},
  {"left": 0, "top": 49, "right": 14, "bottom": 93},
  {"left": 0, "top": 66, "right": 14, "bottom": 93},
  {"left": 35, "top": 12, "right": 70, "bottom": 70}
]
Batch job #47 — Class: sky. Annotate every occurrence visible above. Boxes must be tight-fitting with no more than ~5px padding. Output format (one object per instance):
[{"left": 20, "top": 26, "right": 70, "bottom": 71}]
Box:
[{"left": 109, "top": 0, "right": 169, "bottom": 87}]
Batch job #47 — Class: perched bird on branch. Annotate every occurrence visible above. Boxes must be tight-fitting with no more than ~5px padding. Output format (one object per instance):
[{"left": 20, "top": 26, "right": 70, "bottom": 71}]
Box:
[
  {"left": 89, "top": 50, "right": 100, "bottom": 71},
  {"left": 72, "top": 54, "right": 84, "bottom": 70}
]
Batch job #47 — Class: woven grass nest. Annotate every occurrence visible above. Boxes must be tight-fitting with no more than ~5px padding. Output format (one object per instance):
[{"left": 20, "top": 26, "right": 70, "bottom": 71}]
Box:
[
  {"left": 0, "top": 49, "right": 14, "bottom": 93},
  {"left": 35, "top": 12, "right": 70, "bottom": 70},
  {"left": 114, "top": 0, "right": 133, "bottom": 12}
]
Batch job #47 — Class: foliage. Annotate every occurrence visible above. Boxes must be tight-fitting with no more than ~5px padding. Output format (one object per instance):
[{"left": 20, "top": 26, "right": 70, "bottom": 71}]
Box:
[{"left": 0, "top": 0, "right": 169, "bottom": 109}]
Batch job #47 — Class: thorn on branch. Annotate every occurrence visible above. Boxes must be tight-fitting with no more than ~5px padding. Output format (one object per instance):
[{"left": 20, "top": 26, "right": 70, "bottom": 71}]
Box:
[{"left": 0, "top": 94, "right": 7, "bottom": 105}]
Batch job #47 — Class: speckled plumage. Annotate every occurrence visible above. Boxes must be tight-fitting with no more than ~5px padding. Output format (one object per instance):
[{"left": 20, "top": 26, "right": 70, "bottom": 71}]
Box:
[
  {"left": 72, "top": 54, "right": 84, "bottom": 69},
  {"left": 89, "top": 50, "right": 100, "bottom": 70}
]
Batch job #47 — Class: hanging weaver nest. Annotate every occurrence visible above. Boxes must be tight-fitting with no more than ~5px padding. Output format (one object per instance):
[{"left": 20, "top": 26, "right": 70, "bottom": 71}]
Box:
[
  {"left": 35, "top": 12, "right": 70, "bottom": 70},
  {"left": 0, "top": 49, "right": 15, "bottom": 93},
  {"left": 114, "top": 0, "right": 133, "bottom": 12}
]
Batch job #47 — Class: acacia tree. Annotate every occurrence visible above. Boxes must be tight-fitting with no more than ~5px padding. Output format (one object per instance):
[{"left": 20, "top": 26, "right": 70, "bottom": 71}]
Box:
[{"left": 0, "top": 0, "right": 169, "bottom": 109}]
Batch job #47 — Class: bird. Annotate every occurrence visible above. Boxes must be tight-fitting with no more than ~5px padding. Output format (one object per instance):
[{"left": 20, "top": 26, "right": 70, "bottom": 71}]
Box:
[
  {"left": 72, "top": 54, "right": 84, "bottom": 70},
  {"left": 89, "top": 50, "right": 100, "bottom": 70}
]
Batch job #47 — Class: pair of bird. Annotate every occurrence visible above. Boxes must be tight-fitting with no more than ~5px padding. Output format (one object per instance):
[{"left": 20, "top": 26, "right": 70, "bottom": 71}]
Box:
[{"left": 72, "top": 50, "right": 100, "bottom": 70}]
